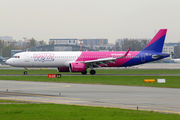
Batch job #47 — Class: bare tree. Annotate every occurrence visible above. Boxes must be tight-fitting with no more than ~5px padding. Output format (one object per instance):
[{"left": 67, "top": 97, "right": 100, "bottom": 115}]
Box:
[
  {"left": 39, "top": 40, "right": 46, "bottom": 46},
  {"left": 29, "top": 38, "right": 36, "bottom": 47}
]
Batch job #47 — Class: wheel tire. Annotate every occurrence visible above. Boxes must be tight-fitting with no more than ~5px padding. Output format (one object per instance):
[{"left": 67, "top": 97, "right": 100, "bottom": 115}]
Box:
[
  {"left": 81, "top": 70, "right": 87, "bottom": 75},
  {"left": 24, "top": 71, "right": 27, "bottom": 75},
  {"left": 90, "top": 70, "right": 96, "bottom": 75}
]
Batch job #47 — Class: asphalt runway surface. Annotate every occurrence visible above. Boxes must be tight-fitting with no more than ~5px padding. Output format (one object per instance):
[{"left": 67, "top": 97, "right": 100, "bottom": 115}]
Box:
[{"left": 0, "top": 80, "right": 180, "bottom": 114}]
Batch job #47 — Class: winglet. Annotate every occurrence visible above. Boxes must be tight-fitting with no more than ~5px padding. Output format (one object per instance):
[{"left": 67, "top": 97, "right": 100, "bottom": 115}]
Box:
[
  {"left": 124, "top": 48, "right": 131, "bottom": 57},
  {"left": 117, "top": 48, "right": 131, "bottom": 59}
]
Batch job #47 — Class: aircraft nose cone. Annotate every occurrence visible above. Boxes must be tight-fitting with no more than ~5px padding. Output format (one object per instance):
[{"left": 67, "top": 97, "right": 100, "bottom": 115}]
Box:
[
  {"left": 5, "top": 59, "right": 11, "bottom": 65},
  {"left": 5, "top": 60, "right": 9, "bottom": 64}
]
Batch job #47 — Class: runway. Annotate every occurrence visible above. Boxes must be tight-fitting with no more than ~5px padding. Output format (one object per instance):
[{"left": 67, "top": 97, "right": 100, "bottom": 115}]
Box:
[{"left": 0, "top": 80, "right": 180, "bottom": 114}]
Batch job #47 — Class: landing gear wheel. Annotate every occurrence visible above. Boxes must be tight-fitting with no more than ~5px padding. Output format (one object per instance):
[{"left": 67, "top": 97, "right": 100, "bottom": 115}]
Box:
[
  {"left": 81, "top": 70, "right": 87, "bottom": 75},
  {"left": 24, "top": 71, "right": 27, "bottom": 75},
  {"left": 90, "top": 70, "right": 96, "bottom": 75}
]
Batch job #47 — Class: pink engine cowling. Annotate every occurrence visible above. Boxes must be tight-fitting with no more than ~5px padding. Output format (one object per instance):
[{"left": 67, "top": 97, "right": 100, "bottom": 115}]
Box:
[
  {"left": 57, "top": 67, "right": 70, "bottom": 72},
  {"left": 69, "top": 62, "right": 86, "bottom": 72}
]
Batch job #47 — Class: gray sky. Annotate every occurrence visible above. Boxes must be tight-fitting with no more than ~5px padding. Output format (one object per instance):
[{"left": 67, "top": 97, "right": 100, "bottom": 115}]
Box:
[{"left": 1, "top": 0, "right": 180, "bottom": 43}]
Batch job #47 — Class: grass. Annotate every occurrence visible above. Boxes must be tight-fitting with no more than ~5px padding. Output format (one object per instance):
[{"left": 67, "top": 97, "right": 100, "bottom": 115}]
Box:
[
  {"left": 1, "top": 76, "right": 180, "bottom": 88},
  {"left": 1, "top": 69, "right": 180, "bottom": 74},
  {"left": 0, "top": 103, "right": 180, "bottom": 120}
]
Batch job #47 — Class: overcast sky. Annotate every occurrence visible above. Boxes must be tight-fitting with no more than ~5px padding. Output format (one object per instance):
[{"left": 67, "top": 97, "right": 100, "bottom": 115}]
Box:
[{"left": 1, "top": 0, "right": 180, "bottom": 43}]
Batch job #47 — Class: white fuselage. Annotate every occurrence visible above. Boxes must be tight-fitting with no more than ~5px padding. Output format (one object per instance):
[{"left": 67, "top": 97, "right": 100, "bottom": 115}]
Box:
[
  {"left": 171, "top": 59, "right": 180, "bottom": 63},
  {"left": 6, "top": 51, "right": 82, "bottom": 67}
]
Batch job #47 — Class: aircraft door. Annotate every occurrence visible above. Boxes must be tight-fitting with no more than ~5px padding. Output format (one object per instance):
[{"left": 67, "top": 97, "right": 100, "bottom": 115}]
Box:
[
  {"left": 141, "top": 53, "right": 146, "bottom": 61},
  {"left": 25, "top": 53, "right": 29, "bottom": 62}
]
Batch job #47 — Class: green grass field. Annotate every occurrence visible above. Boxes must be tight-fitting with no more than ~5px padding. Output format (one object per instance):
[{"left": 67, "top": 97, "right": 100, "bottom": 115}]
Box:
[
  {"left": 0, "top": 101, "right": 180, "bottom": 120},
  {"left": 1, "top": 76, "right": 180, "bottom": 88},
  {"left": 1, "top": 69, "right": 180, "bottom": 74}
]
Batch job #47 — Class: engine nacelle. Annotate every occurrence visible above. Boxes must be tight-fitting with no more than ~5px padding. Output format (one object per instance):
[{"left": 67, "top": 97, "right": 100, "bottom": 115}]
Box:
[
  {"left": 57, "top": 67, "right": 70, "bottom": 72},
  {"left": 69, "top": 62, "right": 86, "bottom": 72}
]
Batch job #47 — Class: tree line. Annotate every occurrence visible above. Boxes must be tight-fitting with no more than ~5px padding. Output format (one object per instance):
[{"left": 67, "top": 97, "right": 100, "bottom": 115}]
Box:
[
  {"left": 0, "top": 38, "right": 46, "bottom": 57},
  {"left": 115, "top": 38, "right": 149, "bottom": 51}
]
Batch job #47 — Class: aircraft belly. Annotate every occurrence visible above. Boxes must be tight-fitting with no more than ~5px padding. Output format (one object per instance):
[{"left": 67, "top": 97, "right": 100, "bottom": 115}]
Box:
[
  {"left": 33, "top": 61, "right": 57, "bottom": 67},
  {"left": 32, "top": 59, "right": 73, "bottom": 67}
]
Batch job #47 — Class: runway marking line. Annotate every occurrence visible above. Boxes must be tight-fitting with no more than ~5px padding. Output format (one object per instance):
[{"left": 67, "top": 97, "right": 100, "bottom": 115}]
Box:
[
  {"left": 0, "top": 92, "right": 86, "bottom": 101},
  {"left": 121, "top": 105, "right": 180, "bottom": 111},
  {"left": 99, "top": 98, "right": 180, "bottom": 101},
  {"left": 0, "top": 92, "right": 60, "bottom": 98},
  {"left": 0, "top": 85, "right": 71, "bottom": 90}
]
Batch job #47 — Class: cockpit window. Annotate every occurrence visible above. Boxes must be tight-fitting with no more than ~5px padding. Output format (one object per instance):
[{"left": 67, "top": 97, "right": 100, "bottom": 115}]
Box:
[{"left": 12, "top": 56, "right": 20, "bottom": 58}]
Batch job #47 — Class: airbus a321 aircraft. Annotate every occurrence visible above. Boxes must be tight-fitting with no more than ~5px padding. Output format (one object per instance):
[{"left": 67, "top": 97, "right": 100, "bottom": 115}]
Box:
[
  {"left": 170, "top": 53, "right": 180, "bottom": 63},
  {"left": 6, "top": 29, "right": 169, "bottom": 75}
]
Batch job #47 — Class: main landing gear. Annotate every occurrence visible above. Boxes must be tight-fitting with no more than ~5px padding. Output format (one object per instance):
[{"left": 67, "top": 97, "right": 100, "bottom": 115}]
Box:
[
  {"left": 81, "top": 70, "right": 87, "bottom": 75},
  {"left": 24, "top": 68, "right": 28, "bottom": 75},
  {"left": 81, "top": 69, "right": 96, "bottom": 75},
  {"left": 90, "top": 70, "right": 96, "bottom": 75},
  {"left": 89, "top": 64, "right": 96, "bottom": 75}
]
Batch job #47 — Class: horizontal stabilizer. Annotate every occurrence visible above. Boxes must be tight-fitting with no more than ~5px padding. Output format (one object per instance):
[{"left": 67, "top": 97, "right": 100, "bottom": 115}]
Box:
[{"left": 152, "top": 53, "right": 170, "bottom": 59}]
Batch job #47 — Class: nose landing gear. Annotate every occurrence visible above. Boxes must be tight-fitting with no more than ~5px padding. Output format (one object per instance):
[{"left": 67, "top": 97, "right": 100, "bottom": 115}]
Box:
[{"left": 24, "top": 68, "right": 28, "bottom": 75}]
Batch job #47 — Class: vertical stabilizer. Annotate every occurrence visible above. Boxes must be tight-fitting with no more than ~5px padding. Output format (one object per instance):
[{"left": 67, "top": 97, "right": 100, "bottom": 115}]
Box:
[{"left": 142, "top": 29, "right": 167, "bottom": 52}]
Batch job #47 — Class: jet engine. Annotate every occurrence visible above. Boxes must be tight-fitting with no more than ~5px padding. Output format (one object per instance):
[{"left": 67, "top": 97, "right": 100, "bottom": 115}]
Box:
[
  {"left": 69, "top": 62, "right": 86, "bottom": 72},
  {"left": 57, "top": 67, "right": 70, "bottom": 72}
]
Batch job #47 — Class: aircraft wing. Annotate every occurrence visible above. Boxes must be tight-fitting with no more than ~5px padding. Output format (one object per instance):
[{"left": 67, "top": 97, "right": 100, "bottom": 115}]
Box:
[{"left": 81, "top": 48, "right": 131, "bottom": 67}]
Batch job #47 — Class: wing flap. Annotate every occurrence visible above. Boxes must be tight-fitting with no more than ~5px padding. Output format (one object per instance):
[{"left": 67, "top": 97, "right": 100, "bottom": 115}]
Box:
[{"left": 82, "top": 57, "right": 116, "bottom": 64}]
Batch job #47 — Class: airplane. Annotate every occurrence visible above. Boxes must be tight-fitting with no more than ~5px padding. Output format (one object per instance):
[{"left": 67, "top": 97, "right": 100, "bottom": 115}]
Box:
[
  {"left": 6, "top": 29, "right": 169, "bottom": 75},
  {"left": 170, "top": 53, "right": 180, "bottom": 63},
  {"left": 0, "top": 56, "right": 8, "bottom": 65},
  {"left": 171, "top": 59, "right": 180, "bottom": 63},
  {"left": 0, "top": 56, "right": 3, "bottom": 63}
]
